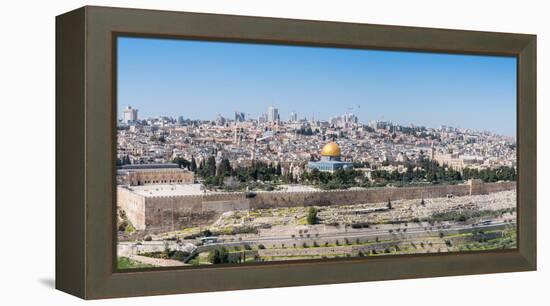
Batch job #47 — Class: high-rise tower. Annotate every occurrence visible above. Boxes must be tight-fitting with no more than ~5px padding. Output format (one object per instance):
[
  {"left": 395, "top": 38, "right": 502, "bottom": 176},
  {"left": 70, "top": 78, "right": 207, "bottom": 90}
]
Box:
[
  {"left": 267, "top": 106, "right": 279, "bottom": 123},
  {"left": 122, "top": 106, "right": 138, "bottom": 124}
]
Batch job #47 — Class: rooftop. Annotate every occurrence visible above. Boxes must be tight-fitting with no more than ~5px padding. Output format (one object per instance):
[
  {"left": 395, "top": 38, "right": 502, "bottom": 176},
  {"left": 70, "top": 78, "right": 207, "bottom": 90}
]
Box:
[
  {"left": 125, "top": 184, "right": 204, "bottom": 197},
  {"left": 119, "top": 163, "right": 180, "bottom": 170}
]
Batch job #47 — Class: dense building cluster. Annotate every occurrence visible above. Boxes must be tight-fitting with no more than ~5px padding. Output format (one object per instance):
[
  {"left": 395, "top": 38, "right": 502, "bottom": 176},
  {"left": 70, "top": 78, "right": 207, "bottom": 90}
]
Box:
[
  {"left": 117, "top": 106, "right": 516, "bottom": 186},
  {"left": 116, "top": 106, "right": 517, "bottom": 268}
]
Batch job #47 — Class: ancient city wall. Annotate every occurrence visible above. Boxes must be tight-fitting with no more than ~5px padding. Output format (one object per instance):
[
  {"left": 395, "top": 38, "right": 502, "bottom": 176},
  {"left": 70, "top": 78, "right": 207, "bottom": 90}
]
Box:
[
  {"left": 202, "top": 199, "right": 250, "bottom": 213},
  {"left": 125, "top": 181, "right": 516, "bottom": 232},
  {"left": 140, "top": 193, "right": 252, "bottom": 233},
  {"left": 248, "top": 184, "right": 469, "bottom": 209},
  {"left": 117, "top": 186, "right": 146, "bottom": 230},
  {"left": 143, "top": 195, "right": 214, "bottom": 233},
  {"left": 476, "top": 181, "right": 516, "bottom": 194},
  {"left": 248, "top": 181, "right": 516, "bottom": 209}
]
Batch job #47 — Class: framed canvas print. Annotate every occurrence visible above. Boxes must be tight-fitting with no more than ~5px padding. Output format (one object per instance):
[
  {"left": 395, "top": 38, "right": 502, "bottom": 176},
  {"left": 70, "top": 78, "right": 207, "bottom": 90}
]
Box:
[{"left": 56, "top": 6, "right": 536, "bottom": 299}]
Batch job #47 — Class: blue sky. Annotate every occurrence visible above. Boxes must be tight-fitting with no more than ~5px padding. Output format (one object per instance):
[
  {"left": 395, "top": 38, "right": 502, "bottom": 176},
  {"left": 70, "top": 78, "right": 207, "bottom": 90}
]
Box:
[{"left": 117, "top": 36, "right": 517, "bottom": 136}]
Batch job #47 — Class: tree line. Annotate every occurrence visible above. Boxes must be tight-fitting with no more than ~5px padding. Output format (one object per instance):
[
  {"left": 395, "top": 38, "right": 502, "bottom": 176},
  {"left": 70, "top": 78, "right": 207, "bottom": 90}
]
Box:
[{"left": 171, "top": 154, "right": 515, "bottom": 191}]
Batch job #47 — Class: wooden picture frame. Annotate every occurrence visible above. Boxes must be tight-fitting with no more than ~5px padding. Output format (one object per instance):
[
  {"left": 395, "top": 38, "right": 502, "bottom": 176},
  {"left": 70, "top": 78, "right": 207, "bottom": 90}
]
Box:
[{"left": 56, "top": 6, "right": 536, "bottom": 299}]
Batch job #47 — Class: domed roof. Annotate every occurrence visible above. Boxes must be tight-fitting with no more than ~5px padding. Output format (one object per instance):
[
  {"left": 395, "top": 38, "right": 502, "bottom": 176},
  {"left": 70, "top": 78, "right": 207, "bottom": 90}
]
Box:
[{"left": 321, "top": 142, "right": 341, "bottom": 157}]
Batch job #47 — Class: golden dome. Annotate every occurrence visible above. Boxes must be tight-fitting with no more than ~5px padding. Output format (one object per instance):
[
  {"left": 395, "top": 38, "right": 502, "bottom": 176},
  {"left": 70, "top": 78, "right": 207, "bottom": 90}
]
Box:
[{"left": 321, "top": 142, "right": 341, "bottom": 157}]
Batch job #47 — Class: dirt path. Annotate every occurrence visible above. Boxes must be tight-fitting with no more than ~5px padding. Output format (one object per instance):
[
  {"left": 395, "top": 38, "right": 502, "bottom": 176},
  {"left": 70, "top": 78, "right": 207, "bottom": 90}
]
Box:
[{"left": 128, "top": 254, "right": 186, "bottom": 267}]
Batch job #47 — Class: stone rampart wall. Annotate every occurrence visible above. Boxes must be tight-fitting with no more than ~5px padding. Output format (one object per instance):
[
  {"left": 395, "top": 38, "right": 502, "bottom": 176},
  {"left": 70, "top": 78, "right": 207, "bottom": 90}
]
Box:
[
  {"left": 128, "top": 181, "right": 516, "bottom": 232},
  {"left": 117, "top": 186, "right": 146, "bottom": 230}
]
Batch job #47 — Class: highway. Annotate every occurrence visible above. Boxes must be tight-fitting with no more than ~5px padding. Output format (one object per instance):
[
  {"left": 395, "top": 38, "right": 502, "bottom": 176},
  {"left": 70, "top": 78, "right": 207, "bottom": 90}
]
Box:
[
  {"left": 118, "top": 218, "right": 515, "bottom": 257},
  {"left": 213, "top": 219, "right": 515, "bottom": 246}
]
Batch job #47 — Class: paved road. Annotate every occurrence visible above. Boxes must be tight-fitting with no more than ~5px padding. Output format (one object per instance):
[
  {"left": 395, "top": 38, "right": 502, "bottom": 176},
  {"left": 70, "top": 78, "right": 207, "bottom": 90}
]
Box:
[
  {"left": 207, "top": 218, "right": 515, "bottom": 248},
  {"left": 119, "top": 218, "right": 515, "bottom": 254}
]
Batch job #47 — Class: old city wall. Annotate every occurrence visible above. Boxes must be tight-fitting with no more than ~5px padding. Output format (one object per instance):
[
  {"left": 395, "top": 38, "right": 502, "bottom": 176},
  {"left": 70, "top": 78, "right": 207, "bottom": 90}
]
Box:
[
  {"left": 142, "top": 192, "right": 250, "bottom": 233},
  {"left": 248, "top": 184, "right": 471, "bottom": 209},
  {"left": 473, "top": 180, "right": 516, "bottom": 194},
  {"left": 136, "top": 181, "right": 516, "bottom": 232},
  {"left": 143, "top": 195, "right": 210, "bottom": 233},
  {"left": 247, "top": 181, "right": 516, "bottom": 209},
  {"left": 117, "top": 186, "right": 146, "bottom": 230}
]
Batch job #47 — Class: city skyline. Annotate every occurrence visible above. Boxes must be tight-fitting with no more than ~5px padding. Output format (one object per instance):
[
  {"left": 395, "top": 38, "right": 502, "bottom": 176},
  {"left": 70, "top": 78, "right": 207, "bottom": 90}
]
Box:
[
  {"left": 117, "top": 37, "right": 517, "bottom": 136},
  {"left": 118, "top": 104, "right": 514, "bottom": 139}
]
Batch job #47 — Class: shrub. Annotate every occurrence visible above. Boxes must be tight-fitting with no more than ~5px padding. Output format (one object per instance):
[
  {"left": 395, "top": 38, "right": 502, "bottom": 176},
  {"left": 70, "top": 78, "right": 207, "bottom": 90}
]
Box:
[
  {"left": 230, "top": 226, "right": 258, "bottom": 235},
  {"left": 170, "top": 251, "right": 189, "bottom": 261},
  {"left": 208, "top": 247, "right": 229, "bottom": 264},
  {"left": 306, "top": 207, "right": 319, "bottom": 225},
  {"left": 351, "top": 222, "right": 371, "bottom": 229},
  {"left": 125, "top": 223, "right": 135, "bottom": 234},
  {"left": 118, "top": 220, "right": 128, "bottom": 232}
]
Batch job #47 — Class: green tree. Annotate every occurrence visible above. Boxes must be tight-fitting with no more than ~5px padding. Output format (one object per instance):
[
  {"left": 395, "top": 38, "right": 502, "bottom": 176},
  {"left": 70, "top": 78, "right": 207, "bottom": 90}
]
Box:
[
  {"left": 203, "top": 155, "right": 217, "bottom": 177},
  {"left": 306, "top": 207, "right": 318, "bottom": 225},
  {"left": 218, "top": 158, "right": 232, "bottom": 176},
  {"left": 122, "top": 154, "right": 131, "bottom": 165},
  {"left": 172, "top": 157, "right": 190, "bottom": 169},
  {"left": 427, "top": 171, "right": 437, "bottom": 183},
  {"left": 190, "top": 155, "right": 197, "bottom": 172},
  {"left": 208, "top": 246, "right": 229, "bottom": 264}
]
